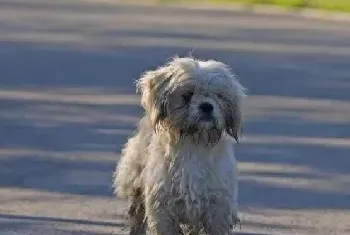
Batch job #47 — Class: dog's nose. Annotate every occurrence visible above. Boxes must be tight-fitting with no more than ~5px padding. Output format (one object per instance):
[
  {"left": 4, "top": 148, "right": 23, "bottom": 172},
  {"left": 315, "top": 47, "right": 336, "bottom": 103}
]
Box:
[{"left": 198, "top": 102, "right": 213, "bottom": 113}]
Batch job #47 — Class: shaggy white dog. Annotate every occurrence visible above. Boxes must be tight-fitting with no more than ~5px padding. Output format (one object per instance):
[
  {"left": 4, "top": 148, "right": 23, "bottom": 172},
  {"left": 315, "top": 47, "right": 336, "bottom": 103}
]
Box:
[{"left": 113, "top": 57, "right": 246, "bottom": 235}]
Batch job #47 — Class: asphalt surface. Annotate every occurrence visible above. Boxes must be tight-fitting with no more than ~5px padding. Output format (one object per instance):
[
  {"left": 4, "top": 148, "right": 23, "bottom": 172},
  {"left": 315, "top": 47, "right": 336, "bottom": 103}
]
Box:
[{"left": 1, "top": 0, "right": 350, "bottom": 234}]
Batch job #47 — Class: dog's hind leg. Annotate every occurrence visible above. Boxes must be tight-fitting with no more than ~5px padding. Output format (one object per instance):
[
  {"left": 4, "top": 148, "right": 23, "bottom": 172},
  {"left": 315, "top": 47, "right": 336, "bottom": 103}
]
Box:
[{"left": 128, "top": 188, "right": 146, "bottom": 235}]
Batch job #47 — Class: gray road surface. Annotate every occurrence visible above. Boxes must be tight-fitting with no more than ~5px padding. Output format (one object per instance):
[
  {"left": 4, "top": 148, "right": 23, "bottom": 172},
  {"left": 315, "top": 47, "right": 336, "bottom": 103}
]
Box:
[{"left": 1, "top": 0, "right": 350, "bottom": 234}]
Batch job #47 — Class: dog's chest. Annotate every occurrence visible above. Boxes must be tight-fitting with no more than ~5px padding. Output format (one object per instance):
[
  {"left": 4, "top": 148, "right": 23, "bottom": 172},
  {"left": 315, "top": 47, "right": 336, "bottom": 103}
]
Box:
[{"left": 167, "top": 144, "right": 235, "bottom": 220}]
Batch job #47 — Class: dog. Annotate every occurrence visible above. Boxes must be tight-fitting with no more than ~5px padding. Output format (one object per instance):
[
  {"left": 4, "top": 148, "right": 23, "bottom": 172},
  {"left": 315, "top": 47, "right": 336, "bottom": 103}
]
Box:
[{"left": 113, "top": 57, "right": 246, "bottom": 235}]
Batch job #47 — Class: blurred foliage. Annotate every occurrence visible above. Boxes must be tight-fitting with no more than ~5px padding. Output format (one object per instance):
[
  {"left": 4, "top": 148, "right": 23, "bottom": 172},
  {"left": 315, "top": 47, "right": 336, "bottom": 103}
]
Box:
[{"left": 159, "top": 0, "right": 350, "bottom": 12}]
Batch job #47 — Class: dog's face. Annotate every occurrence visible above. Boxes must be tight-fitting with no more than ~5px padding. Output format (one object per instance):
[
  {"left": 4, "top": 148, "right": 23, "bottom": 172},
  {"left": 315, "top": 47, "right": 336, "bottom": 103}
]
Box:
[{"left": 137, "top": 57, "right": 246, "bottom": 145}]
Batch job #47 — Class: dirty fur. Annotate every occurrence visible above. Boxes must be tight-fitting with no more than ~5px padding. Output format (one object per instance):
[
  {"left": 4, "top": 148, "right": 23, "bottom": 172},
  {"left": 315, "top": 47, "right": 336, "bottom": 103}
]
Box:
[{"left": 113, "top": 57, "right": 246, "bottom": 235}]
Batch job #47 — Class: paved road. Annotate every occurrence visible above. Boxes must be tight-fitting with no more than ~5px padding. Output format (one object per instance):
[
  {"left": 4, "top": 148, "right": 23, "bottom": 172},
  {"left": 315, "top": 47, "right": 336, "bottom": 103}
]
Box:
[{"left": 1, "top": 0, "right": 350, "bottom": 234}]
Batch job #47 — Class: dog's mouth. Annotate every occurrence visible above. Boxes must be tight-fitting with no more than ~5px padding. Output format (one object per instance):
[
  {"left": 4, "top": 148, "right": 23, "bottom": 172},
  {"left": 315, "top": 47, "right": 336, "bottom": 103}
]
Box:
[
  {"left": 198, "top": 113, "right": 214, "bottom": 122},
  {"left": 179, "top": 121, "right": 222, "bottom": 146}
]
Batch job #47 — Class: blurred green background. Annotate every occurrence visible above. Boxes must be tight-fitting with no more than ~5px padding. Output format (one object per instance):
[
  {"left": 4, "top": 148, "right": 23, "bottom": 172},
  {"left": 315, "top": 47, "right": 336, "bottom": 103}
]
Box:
[{"left": 159, "top": 0, "right": 350, "bottom": 12}]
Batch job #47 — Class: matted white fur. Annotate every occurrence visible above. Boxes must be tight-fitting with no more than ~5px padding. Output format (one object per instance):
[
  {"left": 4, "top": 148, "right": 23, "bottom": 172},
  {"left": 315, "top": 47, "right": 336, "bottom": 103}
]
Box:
[{"left": 113, "top": 57, "right": 246, "bottom": 235}]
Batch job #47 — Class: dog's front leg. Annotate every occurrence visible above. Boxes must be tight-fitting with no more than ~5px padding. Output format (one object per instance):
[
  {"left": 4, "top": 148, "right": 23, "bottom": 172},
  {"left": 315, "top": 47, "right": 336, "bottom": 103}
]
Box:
[
  {"left": 145, "top": 195, "right": 181, "bottom": 235},
  {"left": 231, "top": 171, "right": 241, "bottom": 230},
  {"left": 230, "top": 201, "right": 241, "bottom": 231},
  {"left": 202, "top": 201, "right": 235, "bottom": 235}
]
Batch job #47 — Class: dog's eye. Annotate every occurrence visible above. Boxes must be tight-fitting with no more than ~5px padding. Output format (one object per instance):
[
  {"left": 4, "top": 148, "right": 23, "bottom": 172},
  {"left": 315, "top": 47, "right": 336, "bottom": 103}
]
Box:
[{"left": 182, "top": 91, "right": 194, "bottom": 103}]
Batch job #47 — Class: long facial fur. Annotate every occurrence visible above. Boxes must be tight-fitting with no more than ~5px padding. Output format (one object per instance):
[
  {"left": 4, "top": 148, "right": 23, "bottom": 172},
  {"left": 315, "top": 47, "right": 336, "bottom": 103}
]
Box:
[{"left": 136, "top": 57, "right": 246, "bottom": 145}]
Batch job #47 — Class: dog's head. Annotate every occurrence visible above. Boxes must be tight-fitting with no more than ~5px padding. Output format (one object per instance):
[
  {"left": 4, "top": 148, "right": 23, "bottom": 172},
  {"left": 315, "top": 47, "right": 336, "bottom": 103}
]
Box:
[{"left": 137, "top": 57, "right": 246, "bottom": 145}]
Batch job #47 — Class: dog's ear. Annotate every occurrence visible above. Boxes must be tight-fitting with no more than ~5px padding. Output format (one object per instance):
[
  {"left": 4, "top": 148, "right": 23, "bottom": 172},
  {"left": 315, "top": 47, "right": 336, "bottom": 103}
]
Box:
[
  {"left": 136, "top": 67, "right": 173, "bottom": 130},
  {"left": 216, "top": 64, "right": 246, "bottom": 143},
  {"left": 225, "top": 104, "right": 244, "bottom": 143}
]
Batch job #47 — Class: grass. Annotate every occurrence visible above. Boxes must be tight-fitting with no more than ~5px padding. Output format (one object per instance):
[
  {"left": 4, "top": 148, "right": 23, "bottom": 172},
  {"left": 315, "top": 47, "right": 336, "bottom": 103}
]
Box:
[{"left": 159, "top": 0, "right": 350, "bottom": 12}]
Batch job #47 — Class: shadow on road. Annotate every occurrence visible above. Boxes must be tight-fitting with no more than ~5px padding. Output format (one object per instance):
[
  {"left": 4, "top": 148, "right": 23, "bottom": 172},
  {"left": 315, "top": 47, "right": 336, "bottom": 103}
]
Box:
[
  {"left": 0, "top": 213, "right": 124, "bottom": 227},
  {"left": 0, "top": 216, "right": 124, "bottom": 235}
]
